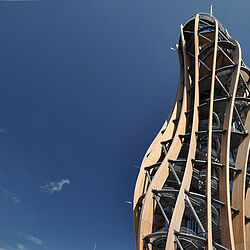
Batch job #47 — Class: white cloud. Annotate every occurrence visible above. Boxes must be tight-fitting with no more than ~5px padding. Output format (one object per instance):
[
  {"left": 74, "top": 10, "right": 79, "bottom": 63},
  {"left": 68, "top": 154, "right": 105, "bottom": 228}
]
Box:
[
  {"left": 18, "top": 233, "right": 42, "bottom": 246},
  {"left": 16, "top": 245, "right": 27, "bottom": 250},
  {"left": 0, "top": 244, "right": 27, "bottom": 250},
  {"left": 0, "top": 128, "right": 7, "bottom": 133},
  {"left": 0, "top": 188, "right": 20, "bottom": 204},
  {"left": 40, "top": 178, "right": 70, "bottom": 194},
  {"left": 0, "top": 245, "right": 11, "bottom": 250}
]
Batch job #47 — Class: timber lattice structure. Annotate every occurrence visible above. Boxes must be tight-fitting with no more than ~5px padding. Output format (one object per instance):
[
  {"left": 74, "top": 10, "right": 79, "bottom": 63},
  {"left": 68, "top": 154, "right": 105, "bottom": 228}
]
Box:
[{"left": 133, "top": 13, "right": 250, "bottom": 250}]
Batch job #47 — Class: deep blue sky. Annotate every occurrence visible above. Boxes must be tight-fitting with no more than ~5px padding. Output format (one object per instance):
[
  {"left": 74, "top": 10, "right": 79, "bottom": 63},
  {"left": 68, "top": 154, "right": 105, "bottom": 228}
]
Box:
[{"left": 0, "top": 0, "right": 249, "bottom": 249}]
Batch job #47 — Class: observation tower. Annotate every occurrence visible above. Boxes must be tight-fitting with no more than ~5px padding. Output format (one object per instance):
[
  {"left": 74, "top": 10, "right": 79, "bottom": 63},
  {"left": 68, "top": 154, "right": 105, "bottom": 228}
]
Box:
[{"left": 133, "top": 12, "right": 250, "bottom": 250}]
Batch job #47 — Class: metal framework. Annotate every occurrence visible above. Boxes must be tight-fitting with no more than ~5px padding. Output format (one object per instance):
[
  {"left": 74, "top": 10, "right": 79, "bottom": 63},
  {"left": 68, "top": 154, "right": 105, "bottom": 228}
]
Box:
[{"left": 133, "top": 13, "right": 250, "bottom": 250}]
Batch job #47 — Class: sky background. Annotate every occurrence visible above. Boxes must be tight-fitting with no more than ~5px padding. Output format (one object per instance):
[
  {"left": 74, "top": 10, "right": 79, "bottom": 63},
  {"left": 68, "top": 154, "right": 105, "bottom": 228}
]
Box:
[{"left": 0, "top": 0, "right": 249, "bottom": 249}]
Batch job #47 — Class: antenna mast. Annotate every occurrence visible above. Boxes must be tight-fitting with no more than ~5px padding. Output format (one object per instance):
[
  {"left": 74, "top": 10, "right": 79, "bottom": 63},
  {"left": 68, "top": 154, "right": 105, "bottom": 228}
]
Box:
[{"left": 209, "top": 5, "right": 213, "bottom": 16}]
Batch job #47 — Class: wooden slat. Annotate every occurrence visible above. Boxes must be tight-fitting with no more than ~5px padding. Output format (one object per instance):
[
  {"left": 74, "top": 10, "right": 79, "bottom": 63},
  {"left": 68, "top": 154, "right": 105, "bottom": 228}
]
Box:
[
  {"left": 164, "top": 14, "right": 200, "bottom": 250},
  {"left": 219, "top": 35, "right": 241, "bottom": 250},
  {"left": 206, "top": 19, "right": 218, "bottom": 250},
  {"left": 137, "top": 24, "right": 189, "bottom": 250}
]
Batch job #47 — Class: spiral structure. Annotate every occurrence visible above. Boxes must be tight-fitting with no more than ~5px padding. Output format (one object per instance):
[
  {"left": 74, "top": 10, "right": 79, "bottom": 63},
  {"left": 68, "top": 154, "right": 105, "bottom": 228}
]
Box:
[{"left": 133, "top": 13, "right": 250, "bottom": 250}]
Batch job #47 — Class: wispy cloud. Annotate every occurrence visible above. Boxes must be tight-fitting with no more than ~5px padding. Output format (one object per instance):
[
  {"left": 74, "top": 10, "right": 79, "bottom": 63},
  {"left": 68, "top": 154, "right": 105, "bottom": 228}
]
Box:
[
  {"left": 0, "top": 128, "right": 7, "bottom": 133},
  {"left": 0, "top": 244, "right": 27, "bottom": 250},
  {"left": 0, "top": 188, "right": 20, "bottom": 204},
  {"left": 40, "top": 178, "right": 70, "bottom": 194},
  {"left": 16, "top": 245, "right": 27, "bottom": 250},
  {"left": 18, "top": 233, "right": 42, "bottom": 246}
]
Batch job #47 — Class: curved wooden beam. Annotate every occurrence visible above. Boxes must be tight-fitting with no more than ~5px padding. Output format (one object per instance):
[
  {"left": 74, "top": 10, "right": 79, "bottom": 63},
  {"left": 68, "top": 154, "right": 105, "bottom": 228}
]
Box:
[
  {"left": 133, "top": 41, "right": 185, "bottom": 250},
  {"left": 137, "top": 24, "right": 189, "bottom": 250},
  {"left": 206, "top": 19, "right": 218, "bottom": 250},
  {"left": 245, "top": 177, "right": 250, "bottom": 249},
  {"left": 219, "top": 37, "right": 241, "bottom": 250},
  {"left": 164, "top": 14, "right": 200, "bottom": 250},
  {"left": 232, "top": 104, "right": 250, "bottom": 250}
]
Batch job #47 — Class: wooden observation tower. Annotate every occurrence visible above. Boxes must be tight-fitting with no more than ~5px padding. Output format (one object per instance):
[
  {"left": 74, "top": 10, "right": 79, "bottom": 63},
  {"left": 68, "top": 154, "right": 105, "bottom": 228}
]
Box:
[{"left": 133, "top": 13, "right": 250, "bottom": 250}]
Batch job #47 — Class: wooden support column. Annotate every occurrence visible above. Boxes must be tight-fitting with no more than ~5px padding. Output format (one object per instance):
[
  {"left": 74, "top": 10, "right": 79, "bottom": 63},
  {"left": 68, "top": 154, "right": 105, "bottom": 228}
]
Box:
[
  {"left": 245, "top": 176, "right": 250, "bottom": 249},
  {"left": 232, "top": 109, "right": 250, "bottom": 250},
  {"left": 133, "top": 52, "right": 185, "bottom": 249},
  {"left": 137, "top": 24, "right": 189, "bottom": 250},
  {"left": 164, "top": 14, "right": 200, "bottom": 250},
  {"left": 219, "top": 37, "right": 241, "bottom": 250},
  {"left": 206, "top": 20, "right": 218, "bottom": 250}
]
